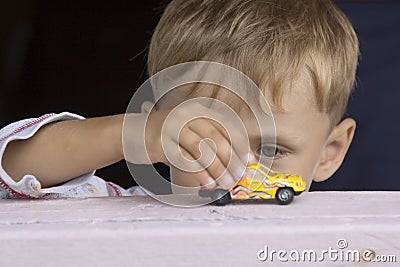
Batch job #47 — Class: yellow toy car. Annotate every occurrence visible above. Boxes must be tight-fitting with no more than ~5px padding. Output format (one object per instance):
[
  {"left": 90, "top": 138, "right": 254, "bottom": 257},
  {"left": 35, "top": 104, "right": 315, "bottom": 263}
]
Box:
[{"left": 199, "top": 163, "right": 306, "bottom": 205}]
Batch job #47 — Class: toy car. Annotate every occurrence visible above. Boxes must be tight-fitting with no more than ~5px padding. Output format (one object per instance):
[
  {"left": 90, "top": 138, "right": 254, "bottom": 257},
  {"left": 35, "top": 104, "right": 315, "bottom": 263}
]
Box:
[{"left": 198, "top": 163, "right": 306, "bottom": 205}]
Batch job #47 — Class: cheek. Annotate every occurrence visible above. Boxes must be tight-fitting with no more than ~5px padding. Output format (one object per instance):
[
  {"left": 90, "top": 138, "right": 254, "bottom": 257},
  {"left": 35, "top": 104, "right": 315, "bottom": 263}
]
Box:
[
  {"left": 170, "top": 167, "right": 185, "bottom": 185},
  {"left": 292, "top": 164, "right": 316, "bottom": 191},
  {"left": 169, "top": 167, "right": 201, "bottom": 193},
  {"left": 273, "top": 141, "right": 325, "bottom": 191},
  {"left": 297, "top": 145, "right": 326, "bottom": 190},
  {"left": 169, "top": 167, "right": 180, "bottom": 183}
]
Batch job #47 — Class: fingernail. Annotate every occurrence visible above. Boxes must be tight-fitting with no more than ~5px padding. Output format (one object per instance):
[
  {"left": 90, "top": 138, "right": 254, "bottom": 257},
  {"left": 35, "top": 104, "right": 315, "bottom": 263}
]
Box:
[
  {"left": 218, "top": 174, "right": 235, "bottom": 189},
  {"left": 204, "top": 177, "right": 217, "bottom": 189},
  {"left": 247, "top": 152, "right": 257, "bottom": 164},
  {"left": 233, "top": 166, "right": 246, "bottom": 180},
  {"left": 232, "top": 165, "right": 246, "bottom": 181}
]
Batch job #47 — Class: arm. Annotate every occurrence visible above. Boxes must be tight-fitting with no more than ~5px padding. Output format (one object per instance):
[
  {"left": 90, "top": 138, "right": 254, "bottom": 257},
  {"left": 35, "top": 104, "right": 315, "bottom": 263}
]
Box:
[
  {"left": 2, "top": 114, "right": 125, "bottom": 188},
  {"left": 2, "top": 102, "right": 252, "bottom": 190}
]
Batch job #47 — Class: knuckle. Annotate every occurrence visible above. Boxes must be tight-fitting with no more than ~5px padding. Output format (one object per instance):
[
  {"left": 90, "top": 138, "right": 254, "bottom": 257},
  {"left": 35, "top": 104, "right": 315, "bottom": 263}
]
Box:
[
  {"left": 188, "top": 140, "right": 201, "bottom": 156},
  {"left": 213, "top": 133, "right": 227, "bottom": 146},
  {"left": 207, "top": 127, "right": 221, "bottom": 139}
]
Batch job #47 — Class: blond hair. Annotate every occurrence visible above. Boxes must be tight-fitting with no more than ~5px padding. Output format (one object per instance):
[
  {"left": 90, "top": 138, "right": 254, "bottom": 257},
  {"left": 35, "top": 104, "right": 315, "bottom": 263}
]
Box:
[{"left": 147, "top": 0, "right": 359, "bottom": 124}]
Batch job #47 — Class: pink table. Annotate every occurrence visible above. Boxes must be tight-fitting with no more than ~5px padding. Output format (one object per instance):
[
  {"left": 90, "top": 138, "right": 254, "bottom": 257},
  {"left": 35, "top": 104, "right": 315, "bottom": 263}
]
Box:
[{"left": 0, "top": 191, "right": 399, "bottom": 266}]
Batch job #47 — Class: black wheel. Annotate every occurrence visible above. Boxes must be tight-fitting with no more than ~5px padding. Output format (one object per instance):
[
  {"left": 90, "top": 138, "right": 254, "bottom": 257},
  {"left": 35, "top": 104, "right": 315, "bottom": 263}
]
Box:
[
  {"left": 210, "top": 189, "right": 231, "bottom": 206},
  {"left": 276, "top": 188, "right": 294, "bottom": 205}
]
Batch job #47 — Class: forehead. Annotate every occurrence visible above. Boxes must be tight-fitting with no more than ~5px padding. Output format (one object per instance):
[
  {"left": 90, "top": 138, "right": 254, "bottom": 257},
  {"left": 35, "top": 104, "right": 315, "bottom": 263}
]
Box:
[
  {"left": 155, "top": 73, "right": 329, "bottom": 134},
  {"left": 213, "top": 73, "right": 331, "bottom": 144},
  {"left": 156, "top": 68, "right": 315, "bottom": 107}
]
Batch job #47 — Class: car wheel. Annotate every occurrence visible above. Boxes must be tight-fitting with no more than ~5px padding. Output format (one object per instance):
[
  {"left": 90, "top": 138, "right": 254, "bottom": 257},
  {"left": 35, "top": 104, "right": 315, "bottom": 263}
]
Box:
[
  {"left": 211, "top": 189, "right": 231, "bottom": 206},
  {"left": 276, "top": 188, "right": 294, "bottom": 205}
]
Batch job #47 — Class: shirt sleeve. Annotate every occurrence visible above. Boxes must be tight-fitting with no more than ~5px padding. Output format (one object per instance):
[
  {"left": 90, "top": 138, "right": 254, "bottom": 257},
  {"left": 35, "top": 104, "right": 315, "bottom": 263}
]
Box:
[{"left": 0, "top": 112, "right": 135, "bottom": 199}]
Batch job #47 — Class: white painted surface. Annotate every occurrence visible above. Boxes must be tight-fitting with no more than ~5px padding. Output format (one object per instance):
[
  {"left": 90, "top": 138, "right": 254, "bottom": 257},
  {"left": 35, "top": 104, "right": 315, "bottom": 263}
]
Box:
[{"left": 0, "top": 191, "right": 399, "bottom": 267}]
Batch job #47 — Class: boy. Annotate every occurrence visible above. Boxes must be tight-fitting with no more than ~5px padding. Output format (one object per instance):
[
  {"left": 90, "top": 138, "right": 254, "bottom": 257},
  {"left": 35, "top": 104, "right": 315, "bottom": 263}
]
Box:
[{"left": 0, "top": 0, "right": 358, "bottom": 200}]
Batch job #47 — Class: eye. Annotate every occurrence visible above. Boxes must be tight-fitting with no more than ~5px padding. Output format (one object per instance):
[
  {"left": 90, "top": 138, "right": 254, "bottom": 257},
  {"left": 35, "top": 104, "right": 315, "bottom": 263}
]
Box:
[{"left": 256, "top": 145, "right": 287, "bottom": 159}]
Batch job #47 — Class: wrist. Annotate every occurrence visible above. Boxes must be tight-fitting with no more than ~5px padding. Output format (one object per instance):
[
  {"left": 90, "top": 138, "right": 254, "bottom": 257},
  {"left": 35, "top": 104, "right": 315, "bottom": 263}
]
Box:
[
  {"left": 123, "top": 113, "right": 160, "bottom": 164},
  {"left": 107, "top": 114, "right": 125, "bottom": 161},
  {"left": 145, "top": 111, "right": 167, "bottom": 164}
]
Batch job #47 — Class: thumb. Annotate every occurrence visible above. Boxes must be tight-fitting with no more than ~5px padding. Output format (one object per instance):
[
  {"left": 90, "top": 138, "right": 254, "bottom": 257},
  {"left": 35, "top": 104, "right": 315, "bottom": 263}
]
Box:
[{"left": 141, "top": 101, "right": 156, "bottom": 113}]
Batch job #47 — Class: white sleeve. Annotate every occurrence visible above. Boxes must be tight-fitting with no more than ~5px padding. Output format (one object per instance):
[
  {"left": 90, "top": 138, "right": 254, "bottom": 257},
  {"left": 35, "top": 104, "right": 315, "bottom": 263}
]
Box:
[
  {"left": 0, "top": 112, "right": 135, "bottom": 199},
  {"left": 0, "top": 112, "right": 86, "bottom": 198}
]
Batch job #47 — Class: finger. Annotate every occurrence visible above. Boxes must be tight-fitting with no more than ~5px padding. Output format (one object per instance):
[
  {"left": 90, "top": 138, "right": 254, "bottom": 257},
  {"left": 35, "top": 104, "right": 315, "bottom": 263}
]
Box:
[
  {"left": 141, "top": 101, "right": 156, "bottom": 113},
  {"left": 162, "top": 134, "right": 217, "bottom": 187},
  {"left": 188, "top": 120, "right": 248, "bottom": 181},
  {"left": 171, "top": 144, "right": 217, "bottom": 189},
  {"left": 178, "top": 124, "right": 237, "bottom": 189},
  {"left": 209, "top": 119, "right": 254, "bottom": 166},
  {"left": 192, "top": 101, "right": 253, "bottom": 166}
]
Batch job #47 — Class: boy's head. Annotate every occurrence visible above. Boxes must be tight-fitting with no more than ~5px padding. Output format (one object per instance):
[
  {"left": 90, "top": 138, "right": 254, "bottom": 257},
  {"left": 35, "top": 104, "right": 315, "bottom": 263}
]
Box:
[{"left": 146, "top": 0, "right": 359, "bottom": 190}]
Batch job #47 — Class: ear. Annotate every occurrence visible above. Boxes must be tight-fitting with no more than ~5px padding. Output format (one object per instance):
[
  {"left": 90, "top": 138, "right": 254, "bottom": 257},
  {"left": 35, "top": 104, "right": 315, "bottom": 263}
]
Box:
[
  {"left": 313, "top": 118, "right": 356, "bottom": 182},
  {"left": 141, "top": 101, "right": 156, "bottom": 113}
]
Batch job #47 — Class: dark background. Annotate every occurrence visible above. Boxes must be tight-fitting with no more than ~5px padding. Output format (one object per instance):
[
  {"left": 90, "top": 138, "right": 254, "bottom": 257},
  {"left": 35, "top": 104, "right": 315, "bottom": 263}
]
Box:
[{"left": 1, "top": 0, "right": 399, "bottom": 191}]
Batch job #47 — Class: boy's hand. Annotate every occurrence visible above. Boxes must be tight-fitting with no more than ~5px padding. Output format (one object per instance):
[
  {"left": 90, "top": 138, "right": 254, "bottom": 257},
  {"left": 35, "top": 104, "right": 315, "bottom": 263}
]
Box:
[{"left": 124, "top": 101, "right": 254, "bottom": 190}]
